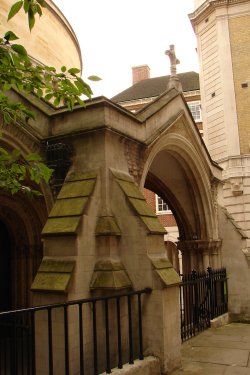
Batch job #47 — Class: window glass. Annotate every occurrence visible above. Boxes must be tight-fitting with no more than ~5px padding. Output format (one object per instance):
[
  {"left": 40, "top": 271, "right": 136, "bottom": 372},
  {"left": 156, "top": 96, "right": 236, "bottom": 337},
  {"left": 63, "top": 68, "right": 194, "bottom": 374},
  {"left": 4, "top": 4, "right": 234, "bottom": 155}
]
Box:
[
  {"left": 156, "top": 195, "right": 170, "bottom": 213},
  {"left": 188, "top": 101, "right": 202, "bottom": 122}
]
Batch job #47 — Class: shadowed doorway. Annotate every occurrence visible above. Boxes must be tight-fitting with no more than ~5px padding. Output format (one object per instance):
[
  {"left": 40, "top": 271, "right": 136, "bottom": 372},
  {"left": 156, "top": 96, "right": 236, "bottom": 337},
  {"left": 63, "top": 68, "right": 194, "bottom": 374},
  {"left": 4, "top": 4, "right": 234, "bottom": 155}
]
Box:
[{"left": 0, "top": 220, "right": 11, "bottom": 311}]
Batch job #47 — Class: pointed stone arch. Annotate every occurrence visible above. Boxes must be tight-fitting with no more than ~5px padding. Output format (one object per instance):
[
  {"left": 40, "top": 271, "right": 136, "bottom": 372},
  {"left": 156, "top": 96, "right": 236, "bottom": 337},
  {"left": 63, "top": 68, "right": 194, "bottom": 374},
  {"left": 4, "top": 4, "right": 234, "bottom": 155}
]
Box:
[
  {"left": 0, "top": 117, "right": 50, "bottom": 308},
  {"left": 140, "top": 115, "right": 221, "bottom": 272}
]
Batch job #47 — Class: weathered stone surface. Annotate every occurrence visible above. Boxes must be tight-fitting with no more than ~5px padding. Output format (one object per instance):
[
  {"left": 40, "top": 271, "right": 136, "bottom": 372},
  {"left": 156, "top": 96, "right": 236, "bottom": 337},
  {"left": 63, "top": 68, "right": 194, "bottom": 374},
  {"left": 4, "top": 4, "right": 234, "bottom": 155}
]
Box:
[
  {"left": 49, "top": 197, "right": 88, "bottom": 217},
  {"left": 90, "top": 259, "right": 132, "bottom": 289},
  {"left": 93, "top": 260, "right": 124, "bottom": 271},
  {"left": 150, "top": 257, "right": 173, "bottom": 269},
  {"left": 99, "top": 356, "right": 161, "bottom": 375},
  {"left": 42, "top": 173, "right": 97, "bottom": 236},
  {"left": 90, "top": 270, "right": 132, "bottom": 289},
  {"left": 172, "top": 323, "right": 250, "bottom": 374},
  {"left": 128, "top": 197, "right": 156, "bottom": 217},
  {"left": 96, "top": 216, "right": 121, "bottom": 236},
  {"left": 140, "top": 216, "right": 166, "bottom": 234},
  {"left": 67, "top": 171, "right": 98, "bottom": 181},
  {"left": 110, "top": 169, "right": 134, "bottom": 182},
  {"left": 31, "top": 272, "right": 72, "bottom": 292},
  {"left": 58, "top": 179, "right": 96, "bottom": 199},
  {"left": 42, "top": 216, "right": 80, "bottom": 235},
  {"left": 31, "top": 259, "right": 75, "bottom": 292},
  {"left": 117, "top": 180, "right": 145, "bottom": 199},
  {"left": 38, "top": 259, "right": 75, "bottom": 273}
]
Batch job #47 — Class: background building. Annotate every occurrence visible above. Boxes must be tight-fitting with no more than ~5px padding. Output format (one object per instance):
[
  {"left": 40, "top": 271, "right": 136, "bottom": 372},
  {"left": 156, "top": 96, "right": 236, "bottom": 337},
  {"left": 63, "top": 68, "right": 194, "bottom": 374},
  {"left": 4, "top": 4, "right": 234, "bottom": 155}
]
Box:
[{"left": 190, "top": 0, "right": 250, "bottom": 241}]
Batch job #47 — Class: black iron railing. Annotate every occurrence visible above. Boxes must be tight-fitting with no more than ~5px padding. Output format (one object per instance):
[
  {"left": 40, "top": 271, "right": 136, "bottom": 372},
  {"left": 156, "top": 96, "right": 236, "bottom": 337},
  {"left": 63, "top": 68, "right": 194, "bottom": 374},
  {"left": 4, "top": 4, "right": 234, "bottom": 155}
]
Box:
[
  {"left": 0, "top": 288, "right": 152, "bottom": 375},
  {"left": 179, "top": 268, "right": 228, "bottom": 341}
]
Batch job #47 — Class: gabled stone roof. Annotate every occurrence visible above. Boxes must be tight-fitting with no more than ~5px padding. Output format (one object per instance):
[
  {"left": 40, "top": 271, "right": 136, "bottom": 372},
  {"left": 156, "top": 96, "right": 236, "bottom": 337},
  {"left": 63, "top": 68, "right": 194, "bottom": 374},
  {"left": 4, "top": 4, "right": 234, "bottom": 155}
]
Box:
[{"left": 112, "top": 71, "right": 200, "bottom": 103}]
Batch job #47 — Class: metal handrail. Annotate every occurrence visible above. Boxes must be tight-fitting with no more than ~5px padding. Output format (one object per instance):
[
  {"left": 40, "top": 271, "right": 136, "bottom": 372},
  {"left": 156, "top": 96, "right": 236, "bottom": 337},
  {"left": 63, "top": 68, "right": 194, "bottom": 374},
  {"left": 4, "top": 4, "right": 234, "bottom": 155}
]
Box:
[{"left": 0, "top": 287, "right": 152, "bottom": 317}]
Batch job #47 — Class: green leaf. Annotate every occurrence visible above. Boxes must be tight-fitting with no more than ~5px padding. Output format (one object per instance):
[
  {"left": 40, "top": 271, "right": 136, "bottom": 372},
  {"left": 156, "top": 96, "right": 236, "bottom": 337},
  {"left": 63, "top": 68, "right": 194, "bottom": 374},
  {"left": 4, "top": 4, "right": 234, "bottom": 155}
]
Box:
[
  {"left": 11, "top": 44, "right": 28, "bottom": 56},
  {"left": 23, "top": 108, "right": 35, "bottom": 120},
  {"left": 44, "top": 93, "right": 53, "bottom": 101},
  {"left": 37, "top": 88, "right": 43, "bottom": 97},
  {"left": 26, "top": 153, "right": 42, "bottom": 162},
  {"left": 68, "top": 68, "right": 81, "bottom": 75},
  {"left": 28, "top": 9, "right": 35, "bottom": 31},
  {"left": 4, "top": 31, "right": 19, "bottom": 41},
  {"left": 61, "top": 66, "right": 66, "bottom": 73},
  {"left": 36, "top": 4, "right": 42, "bottom": 17},
  {"left": 3, "top": 112, "right": 12, "bottom": 124},
  {"left": 23, "top": 0, "right": 29, "bottom": 13},
  {"left": 7, "top": 1, "right": 23, "bottom": 21},
  {"left": 37, "top": 163, "right": 53, "bottom": 183},
  {"left": 0, "top": 147, "right": 9, "bottom": 156},
  {"left": 37, "top": 0, "right": 46, "bottom": 7},
  {"left": 3, "top": 82, "right": 12, "bottom": 91},
  {"left": 76, "top": 97, "right": 85, "bottom": 107},
  {"left": 53, "top": 97, "right": 60, "bottom": 107},
  {"left": 88, "top": 75, "right": 102, "bottom": 81}
]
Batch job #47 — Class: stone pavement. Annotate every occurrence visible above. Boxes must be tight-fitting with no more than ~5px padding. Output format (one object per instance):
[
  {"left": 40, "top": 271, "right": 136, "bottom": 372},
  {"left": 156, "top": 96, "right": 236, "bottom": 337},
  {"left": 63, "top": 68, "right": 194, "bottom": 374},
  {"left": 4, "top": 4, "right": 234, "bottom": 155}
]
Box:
[{"left": 171, "top": 323, "right": 250, "bottom": 374}]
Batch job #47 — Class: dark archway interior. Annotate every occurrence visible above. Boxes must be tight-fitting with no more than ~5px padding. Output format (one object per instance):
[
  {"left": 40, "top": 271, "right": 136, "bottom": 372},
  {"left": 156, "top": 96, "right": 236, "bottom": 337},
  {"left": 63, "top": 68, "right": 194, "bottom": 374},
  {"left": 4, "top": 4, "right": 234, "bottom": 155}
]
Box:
[
  {"left": 144, "top": 149, "right": 206, "bottom": 241},
  {"left": 0, "top": 221, "right": 12, "bottom": 311},
  {"left": 0, "top": 192, "right": 46, "bottom": 310}
]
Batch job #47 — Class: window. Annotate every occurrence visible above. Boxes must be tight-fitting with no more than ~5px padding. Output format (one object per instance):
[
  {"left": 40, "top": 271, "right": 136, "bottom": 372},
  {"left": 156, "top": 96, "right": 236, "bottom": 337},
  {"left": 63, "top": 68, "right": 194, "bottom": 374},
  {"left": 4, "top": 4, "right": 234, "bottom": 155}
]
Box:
[
  {"left": 188, "top": 101, "right": 202, "bottom": 122},
  {"left": 156, "top": 195, "right": 171, "bottom": 214}
]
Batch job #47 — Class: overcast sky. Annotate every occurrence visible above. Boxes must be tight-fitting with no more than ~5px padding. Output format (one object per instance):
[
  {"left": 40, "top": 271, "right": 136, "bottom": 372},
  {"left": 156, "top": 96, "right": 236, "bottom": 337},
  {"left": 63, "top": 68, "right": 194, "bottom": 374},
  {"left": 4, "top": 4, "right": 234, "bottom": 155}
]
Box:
[{"left": 53, "top": 0, "right": 198, "bottom": 98}]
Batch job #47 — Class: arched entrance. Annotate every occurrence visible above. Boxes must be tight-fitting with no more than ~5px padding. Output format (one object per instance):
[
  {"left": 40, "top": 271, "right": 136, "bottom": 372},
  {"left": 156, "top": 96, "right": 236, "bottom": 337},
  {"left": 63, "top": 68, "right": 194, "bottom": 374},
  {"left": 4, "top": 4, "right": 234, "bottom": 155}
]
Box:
[
  {"left": 0, "top": 192, "right": 46, "bottom": 311},
  {"left": 0, "top": 220, "right": 11, "bottom": 311},
  {"left": 141, "top": 130, "right": 221, "bottom": 273}
]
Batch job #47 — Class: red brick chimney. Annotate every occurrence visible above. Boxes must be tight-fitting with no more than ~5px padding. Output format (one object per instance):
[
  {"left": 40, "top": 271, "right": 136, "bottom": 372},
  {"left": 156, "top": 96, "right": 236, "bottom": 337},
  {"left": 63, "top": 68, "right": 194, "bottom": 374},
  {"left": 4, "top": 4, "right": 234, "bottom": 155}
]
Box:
[{"left": 132, "top": 65, "right": 150, "bottom": 85}]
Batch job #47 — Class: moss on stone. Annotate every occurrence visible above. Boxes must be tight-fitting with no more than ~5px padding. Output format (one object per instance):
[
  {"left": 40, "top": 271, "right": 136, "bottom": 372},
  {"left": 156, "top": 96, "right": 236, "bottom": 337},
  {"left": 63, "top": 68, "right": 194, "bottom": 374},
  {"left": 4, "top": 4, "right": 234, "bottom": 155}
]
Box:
[
  {"left": 42, "top": 216, "right": 80, "bottom": 235},
  {"left": 117, "top": 180, "right": 145, "bottom": 199},
  {"left": 58, "top": 179, "right": 96, "bottom": 199},
  {"left": 42, "top": 172, "right": 97, "bottom": 236},
  {"left": 31, "top": 272, "right": 72, "bottom": 292},
  {"left": 155, "top": 268, "right": 181, "bottom": 286},
  {"left": 90, "top": 270, "right": 132, "bottom": 289},
  {"left": 90, "top": 259, "right": 132, "bottom": 289},
  {"left": 67, "top": 171, "right": 97, "bottom": 182},
  {"left": 140, "top": 216, "right": 167, "bottom": 234},
  {"left": 49, "top": 197, "right": 88, "bottom": 217},
  {"left": 31, "top": 259, "right": 75, "bottom": 292},
  {"left": 96, "top": 216, "right": 121, "bottom": 236},
  {"left": 128, "top": 197, "right": 156, "bottom": 217},
  {"left": 151, "top": 258, "right": 173, "bottom": 269},
  {"left": 38, "top": 259, "right": 75, "bottom": 273}
]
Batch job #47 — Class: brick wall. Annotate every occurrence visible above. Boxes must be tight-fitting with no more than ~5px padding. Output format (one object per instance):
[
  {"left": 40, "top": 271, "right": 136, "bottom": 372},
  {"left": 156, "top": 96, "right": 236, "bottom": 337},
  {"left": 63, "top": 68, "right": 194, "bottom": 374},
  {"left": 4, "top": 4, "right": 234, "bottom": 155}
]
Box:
[
  {"left": 229, "top": 14, "right": 250, "bottom": 154},
  {"left": 132, "top": 65, "right": 150, "bottom": 85}
]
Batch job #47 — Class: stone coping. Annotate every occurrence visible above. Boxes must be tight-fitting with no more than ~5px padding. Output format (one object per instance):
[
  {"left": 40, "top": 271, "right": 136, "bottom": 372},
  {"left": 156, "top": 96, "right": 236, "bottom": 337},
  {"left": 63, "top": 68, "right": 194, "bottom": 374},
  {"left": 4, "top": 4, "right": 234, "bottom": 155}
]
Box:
[{"left": 99, "top": 356, "right": 160, "bottom": 375}]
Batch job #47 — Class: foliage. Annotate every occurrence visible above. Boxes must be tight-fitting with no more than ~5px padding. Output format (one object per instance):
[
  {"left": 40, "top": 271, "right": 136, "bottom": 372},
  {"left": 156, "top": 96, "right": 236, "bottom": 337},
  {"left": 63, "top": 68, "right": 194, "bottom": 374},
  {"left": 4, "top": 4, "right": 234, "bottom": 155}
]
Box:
[
  {"left": 0, "top": 1, "right": 100, "bottom": 196},
  {"left": 0, "top": 146, "right": 52, "bottom": 196}
]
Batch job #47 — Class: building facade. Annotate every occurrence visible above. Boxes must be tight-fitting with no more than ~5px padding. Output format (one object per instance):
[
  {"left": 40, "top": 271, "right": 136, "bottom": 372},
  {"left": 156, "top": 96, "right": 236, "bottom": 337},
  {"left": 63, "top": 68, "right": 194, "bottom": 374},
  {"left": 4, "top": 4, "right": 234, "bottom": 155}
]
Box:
[
  {"left": 190, "top": 0, "right": 250, "bottom": 239},
  {"left": 190, "top": 0, "right": 250, "bottom": 320}
]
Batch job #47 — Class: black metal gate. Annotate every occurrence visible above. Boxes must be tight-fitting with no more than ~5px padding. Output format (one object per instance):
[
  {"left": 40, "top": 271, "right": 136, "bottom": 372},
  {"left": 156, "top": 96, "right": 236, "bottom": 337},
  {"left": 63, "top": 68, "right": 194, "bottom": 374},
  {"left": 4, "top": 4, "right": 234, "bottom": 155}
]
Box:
[{"left": 179, "top": 267, "right": 228, "bottom": 341}]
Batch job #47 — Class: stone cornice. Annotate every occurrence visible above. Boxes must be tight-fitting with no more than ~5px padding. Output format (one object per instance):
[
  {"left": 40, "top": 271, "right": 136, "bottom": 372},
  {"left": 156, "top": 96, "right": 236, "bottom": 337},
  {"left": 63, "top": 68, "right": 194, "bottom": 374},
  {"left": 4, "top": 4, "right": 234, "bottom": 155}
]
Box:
[{"left": 189, "top": 0, "right": 250, "bottom": 25}]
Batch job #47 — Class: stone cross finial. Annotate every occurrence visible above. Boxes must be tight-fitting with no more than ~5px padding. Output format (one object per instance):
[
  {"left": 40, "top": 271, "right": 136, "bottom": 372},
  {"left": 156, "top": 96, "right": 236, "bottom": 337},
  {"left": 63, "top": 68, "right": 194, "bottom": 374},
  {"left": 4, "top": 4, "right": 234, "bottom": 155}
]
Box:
[
  {"left": 165, "top": 44, "right": 180, "bottom": 76},
  {"left": 165, "top": 44, "right": 182, "bottom": 91}
]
